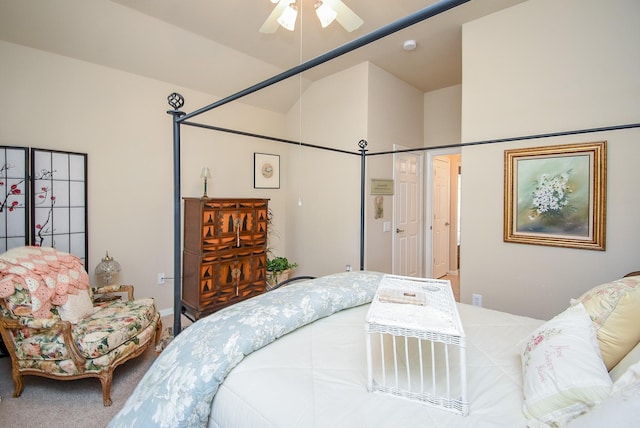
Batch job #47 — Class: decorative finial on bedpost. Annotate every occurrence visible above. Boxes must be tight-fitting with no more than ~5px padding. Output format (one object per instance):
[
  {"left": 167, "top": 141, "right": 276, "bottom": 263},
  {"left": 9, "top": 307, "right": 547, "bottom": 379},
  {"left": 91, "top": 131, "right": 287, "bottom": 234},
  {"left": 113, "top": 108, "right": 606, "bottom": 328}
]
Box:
[
  {"left": 358, "top": 139, "right": 368, "bottom": 151},
  {"left": 167, "top": 92, "right": 185, "bottom": 112}
]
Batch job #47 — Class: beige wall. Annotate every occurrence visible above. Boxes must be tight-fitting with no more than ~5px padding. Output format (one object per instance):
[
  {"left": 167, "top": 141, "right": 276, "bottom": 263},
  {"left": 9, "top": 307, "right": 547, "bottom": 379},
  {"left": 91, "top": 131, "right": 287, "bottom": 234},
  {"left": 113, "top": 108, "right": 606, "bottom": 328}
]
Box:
[
  {"left": 282, "top": 62, "right": 423, "bottom": 276},
  {"left": 424, "top": 85, "right": 461, "bottom": 149},
  {"left": 423, "top": 86, "right": 462, "bottom": 277},
  {"left": 460, "top": 0, "right": 640, "bottom": 319},
  {"left": 283, "top": 62, "right": 368, "bottom": 276},
  {"left": 365, "top": 63, "right": 424, "bottom": 273},
  {"left": 0, "top": 40, "right": 287, "bottom": 315}
]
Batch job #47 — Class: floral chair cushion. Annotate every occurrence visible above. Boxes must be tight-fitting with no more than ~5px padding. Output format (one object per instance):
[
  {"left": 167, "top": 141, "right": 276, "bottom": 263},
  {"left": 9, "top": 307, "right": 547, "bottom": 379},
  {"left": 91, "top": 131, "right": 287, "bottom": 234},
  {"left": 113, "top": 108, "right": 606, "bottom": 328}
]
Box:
[
  {"left": 14, "top": 309, "right": 160, "bottom": 376},
  {"left": 10, "top": 297, "right": 157, "bottom": 362}
]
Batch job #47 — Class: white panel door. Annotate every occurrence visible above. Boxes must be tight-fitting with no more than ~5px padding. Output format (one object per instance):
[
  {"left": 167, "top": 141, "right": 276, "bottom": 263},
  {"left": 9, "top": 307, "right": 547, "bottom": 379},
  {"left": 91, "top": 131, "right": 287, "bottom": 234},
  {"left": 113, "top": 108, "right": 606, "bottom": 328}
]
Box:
[
  {"left": 432, "top": 156, "right": 451, "bottom": 278},
  {"left": 393, "top": 151, "right": 422, "bottom": 277}
]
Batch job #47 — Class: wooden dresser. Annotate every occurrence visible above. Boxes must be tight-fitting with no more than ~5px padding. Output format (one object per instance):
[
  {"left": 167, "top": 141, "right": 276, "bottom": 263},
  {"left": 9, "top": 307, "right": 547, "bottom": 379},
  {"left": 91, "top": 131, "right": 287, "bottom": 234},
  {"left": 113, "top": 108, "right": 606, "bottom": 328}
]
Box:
[{"left": 182, "top": 198, "right": 269, "bottom": 320}]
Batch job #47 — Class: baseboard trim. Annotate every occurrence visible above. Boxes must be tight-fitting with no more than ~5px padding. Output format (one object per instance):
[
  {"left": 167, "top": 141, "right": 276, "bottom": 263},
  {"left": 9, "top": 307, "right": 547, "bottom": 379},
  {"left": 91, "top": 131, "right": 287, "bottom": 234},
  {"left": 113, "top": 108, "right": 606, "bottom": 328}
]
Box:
[{"left": 159, "top": 308, "right": 173, "bottom": 317}]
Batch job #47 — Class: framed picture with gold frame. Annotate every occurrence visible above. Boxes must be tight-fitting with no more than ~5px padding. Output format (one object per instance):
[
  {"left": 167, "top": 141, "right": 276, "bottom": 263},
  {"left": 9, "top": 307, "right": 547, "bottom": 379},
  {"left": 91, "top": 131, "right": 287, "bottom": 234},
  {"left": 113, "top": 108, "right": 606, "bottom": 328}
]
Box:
[
  {"left": 504, "top": 141, "right": 606, "bottom": 250},
  {"left": 254, "top": 153, "right": 280, "bottom": 189}
]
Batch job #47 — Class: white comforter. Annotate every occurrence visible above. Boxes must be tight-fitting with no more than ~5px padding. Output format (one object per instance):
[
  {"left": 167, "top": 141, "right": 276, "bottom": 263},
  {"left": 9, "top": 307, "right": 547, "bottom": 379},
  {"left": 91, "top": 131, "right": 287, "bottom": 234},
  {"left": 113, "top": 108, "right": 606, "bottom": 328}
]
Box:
[
  {"left": 209, "top": 298, "right": 543, "bottom": 427},
  {"left": 109, "top": 271, "right": 383, "bottom": 427}
]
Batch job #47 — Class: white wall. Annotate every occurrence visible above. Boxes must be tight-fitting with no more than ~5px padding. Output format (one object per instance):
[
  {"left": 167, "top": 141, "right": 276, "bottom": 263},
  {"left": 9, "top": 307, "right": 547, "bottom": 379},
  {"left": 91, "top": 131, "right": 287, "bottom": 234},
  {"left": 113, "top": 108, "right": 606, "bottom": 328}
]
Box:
[
  {"left": 0, "top": 41, "right": 287, "bottom": 315},
  {"left": 460, "top": 0, "right": 640, "bottom": 319}
]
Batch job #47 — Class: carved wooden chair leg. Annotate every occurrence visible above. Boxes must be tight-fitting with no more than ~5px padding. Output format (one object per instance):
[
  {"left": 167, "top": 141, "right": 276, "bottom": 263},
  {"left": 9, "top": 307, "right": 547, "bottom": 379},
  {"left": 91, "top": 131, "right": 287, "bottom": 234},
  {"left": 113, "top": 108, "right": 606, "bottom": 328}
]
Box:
[
  {"left": 11, "top": 367, "right": 23, "bottom": 398},
  {"left": 154, "top": 319, "right": 163, "bottom": 345},
  {"left": 99, "top": 370, "right": 114, "bottom": 406}
]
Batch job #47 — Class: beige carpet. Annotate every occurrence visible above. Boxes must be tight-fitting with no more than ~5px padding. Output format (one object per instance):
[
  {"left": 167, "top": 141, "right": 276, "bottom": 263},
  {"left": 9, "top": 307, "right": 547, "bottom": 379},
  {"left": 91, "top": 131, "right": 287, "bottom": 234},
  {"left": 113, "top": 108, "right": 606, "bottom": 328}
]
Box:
[
  {"left": 0, "top": 346, "right": 156, "bottom": 427},
  {"left": 0, "top": 315, "right": 186, "bottom": 427}
]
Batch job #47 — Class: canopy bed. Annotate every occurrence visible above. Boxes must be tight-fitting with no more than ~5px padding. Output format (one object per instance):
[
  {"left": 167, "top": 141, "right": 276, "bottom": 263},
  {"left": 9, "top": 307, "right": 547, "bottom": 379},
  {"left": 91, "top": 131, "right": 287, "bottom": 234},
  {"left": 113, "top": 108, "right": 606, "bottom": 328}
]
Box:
[
  {"left": 111, "top": 0, "right": 640, "bottom": 426},
  {"left": 163, "top": 0, "right": 640, "bottom": 337}
]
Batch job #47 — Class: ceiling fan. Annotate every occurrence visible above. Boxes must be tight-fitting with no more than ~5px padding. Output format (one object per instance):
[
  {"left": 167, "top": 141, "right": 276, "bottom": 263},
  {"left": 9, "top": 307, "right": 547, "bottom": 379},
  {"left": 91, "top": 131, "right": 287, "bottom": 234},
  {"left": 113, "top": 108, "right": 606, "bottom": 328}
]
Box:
[{"left": 260, "top": 0, "right": 364, "bottom": 33}]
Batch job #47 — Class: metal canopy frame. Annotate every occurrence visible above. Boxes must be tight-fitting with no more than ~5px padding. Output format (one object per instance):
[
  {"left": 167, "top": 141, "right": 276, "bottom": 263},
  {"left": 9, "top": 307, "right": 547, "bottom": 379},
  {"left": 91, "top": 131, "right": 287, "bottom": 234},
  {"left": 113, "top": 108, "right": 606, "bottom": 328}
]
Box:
[{"left": 167, "top": 0, "right": 640, "bottom": 334}]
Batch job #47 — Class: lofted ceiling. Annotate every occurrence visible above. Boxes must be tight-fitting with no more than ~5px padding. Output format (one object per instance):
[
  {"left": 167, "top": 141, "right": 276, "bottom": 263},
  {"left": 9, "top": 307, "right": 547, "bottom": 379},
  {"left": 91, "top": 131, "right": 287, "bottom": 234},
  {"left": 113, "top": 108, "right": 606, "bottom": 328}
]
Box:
[{"left": 0, "top": 0, "right": 525, "bottom": 113}]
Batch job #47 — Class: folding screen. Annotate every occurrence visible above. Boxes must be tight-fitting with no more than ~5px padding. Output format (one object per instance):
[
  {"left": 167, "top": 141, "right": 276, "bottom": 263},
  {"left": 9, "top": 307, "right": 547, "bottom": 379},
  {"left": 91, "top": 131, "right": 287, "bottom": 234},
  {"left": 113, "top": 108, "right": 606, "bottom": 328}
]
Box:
[{"left": 0, "top": 146, "right": 87, "bottom": 265}]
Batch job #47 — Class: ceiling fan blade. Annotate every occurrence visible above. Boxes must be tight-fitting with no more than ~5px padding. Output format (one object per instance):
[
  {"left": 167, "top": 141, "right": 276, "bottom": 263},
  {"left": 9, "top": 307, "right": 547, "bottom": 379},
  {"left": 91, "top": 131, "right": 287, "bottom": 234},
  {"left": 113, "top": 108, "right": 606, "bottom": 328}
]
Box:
[
  {"left": 259, "top": 0, "right": 289, "bottom": 34},
  {"left": 327, "top": 0, "right": 363, "bottom": 32}
]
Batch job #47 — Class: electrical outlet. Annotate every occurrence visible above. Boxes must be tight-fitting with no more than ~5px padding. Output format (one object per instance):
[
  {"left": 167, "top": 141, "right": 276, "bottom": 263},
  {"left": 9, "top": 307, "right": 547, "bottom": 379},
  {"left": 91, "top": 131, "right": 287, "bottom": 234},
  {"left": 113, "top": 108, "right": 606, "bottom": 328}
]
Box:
[
  {"left": 157, "top": 273, "right": 165, "bottom": 285},
  {"left": 472, "top": 293, "right": 483, "bottom": 307}
]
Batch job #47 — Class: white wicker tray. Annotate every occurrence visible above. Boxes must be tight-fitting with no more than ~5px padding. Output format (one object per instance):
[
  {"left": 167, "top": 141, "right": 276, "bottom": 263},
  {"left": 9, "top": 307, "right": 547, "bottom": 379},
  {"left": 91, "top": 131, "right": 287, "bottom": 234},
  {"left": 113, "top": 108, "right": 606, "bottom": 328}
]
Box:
[{"left": 365, "top": 274, "right": 468, "bottom": 415}]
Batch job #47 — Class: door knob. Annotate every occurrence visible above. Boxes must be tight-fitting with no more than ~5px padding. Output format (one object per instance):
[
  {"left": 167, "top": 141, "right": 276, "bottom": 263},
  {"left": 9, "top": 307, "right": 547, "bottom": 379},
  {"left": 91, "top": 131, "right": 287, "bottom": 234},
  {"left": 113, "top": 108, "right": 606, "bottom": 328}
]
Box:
[
  {"left": 445, "top": 222, "right": 450, "bottom": 226},
  {"left": 396, "top": 228, "right": 405, "bottom": 233}
]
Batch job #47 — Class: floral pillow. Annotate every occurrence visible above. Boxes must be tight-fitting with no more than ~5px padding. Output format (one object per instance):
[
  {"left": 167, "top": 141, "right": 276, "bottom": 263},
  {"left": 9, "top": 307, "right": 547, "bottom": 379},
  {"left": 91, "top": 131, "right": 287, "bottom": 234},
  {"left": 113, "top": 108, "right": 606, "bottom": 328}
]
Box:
[
  {"left": 571, "top": 275, "right": 640, "bottom": 370},
  {"left": 519, "top": 303, "right": 612, "bottom": 426}
]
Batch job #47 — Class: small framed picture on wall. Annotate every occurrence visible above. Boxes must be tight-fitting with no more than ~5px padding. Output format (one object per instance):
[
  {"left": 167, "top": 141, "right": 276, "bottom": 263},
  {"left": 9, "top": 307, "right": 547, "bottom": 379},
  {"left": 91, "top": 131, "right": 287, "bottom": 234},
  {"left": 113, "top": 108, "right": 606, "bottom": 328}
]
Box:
[{"left": 254, "top": 153, "right": 280, "bottom": 189}]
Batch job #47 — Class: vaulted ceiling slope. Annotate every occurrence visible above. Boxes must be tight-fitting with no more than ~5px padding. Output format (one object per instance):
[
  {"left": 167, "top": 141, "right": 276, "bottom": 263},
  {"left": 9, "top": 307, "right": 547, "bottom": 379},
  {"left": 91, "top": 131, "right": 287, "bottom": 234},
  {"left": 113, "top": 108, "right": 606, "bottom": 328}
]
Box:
[{"left": 0, "top": 0, "right": 525, "bottom": 113}]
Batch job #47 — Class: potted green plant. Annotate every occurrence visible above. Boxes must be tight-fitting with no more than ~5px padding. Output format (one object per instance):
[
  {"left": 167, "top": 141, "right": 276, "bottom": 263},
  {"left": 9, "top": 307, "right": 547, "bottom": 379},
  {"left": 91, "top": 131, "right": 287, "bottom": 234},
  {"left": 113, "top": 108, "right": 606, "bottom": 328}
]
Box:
[{"left": 266, "top": 256, "right": 298, "bottom": 290}]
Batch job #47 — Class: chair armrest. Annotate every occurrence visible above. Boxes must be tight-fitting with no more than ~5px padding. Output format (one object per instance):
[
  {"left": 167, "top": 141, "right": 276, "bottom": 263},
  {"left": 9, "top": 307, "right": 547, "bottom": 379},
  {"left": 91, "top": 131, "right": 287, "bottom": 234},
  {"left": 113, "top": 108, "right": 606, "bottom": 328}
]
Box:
[
  {"left": 92, "top": 284, "right": 135, "bottom": 301},
  {"left": 0, "top": 314, "right": 86, "bottom": 369},
  {"left": 54, "top": 319, "right": 86, "bottom": 368}
]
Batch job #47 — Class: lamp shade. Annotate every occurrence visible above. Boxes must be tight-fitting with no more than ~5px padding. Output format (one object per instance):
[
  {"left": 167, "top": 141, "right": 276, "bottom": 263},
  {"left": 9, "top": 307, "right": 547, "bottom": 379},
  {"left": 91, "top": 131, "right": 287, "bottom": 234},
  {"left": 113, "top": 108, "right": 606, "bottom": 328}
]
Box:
[
  {"left": 315, "top": 1, "right": 337, "bottom": 28},
  {"left": 277, "top": 3, "right": 298, "bottom": 31},
  {"left": 200, "top": 167, "right": 211, "bottom": 179},
  {"left": 95, "top": 251, "right": 121, "bottom": 285}
]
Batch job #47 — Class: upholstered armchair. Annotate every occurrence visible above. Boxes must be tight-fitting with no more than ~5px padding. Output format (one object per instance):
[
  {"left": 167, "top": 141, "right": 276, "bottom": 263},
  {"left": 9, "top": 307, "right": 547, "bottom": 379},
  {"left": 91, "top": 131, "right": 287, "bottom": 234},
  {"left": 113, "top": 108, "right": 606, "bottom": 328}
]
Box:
[{"left": 0, "top": 246, "right": 161, "bottom": 406}]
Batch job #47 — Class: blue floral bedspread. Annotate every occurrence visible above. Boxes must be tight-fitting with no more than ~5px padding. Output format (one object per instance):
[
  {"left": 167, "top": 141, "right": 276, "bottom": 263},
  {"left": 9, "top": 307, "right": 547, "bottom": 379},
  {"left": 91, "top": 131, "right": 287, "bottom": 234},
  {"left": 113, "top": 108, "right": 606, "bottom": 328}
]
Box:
[{"left": 108, "top": 271, "right": 383, "bottom": 428}]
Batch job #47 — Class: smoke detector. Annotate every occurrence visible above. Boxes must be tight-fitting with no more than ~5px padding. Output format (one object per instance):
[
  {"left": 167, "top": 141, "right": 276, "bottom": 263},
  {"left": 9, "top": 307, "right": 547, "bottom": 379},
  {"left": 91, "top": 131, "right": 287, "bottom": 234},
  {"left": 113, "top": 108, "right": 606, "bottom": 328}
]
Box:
[{"left": 403, "top": 39, "right": 417, "bottom": 51}]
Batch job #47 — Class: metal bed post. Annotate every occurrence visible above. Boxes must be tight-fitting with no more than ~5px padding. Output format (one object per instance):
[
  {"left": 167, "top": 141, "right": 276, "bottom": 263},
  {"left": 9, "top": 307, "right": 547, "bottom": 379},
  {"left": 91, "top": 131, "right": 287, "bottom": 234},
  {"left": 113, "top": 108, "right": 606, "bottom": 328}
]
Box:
[
  {"left": 359, "top": 140, "right": 367, "bottom": 271},
  {"left": 167, "top": 93, "right": 185, "bottom": 335}
]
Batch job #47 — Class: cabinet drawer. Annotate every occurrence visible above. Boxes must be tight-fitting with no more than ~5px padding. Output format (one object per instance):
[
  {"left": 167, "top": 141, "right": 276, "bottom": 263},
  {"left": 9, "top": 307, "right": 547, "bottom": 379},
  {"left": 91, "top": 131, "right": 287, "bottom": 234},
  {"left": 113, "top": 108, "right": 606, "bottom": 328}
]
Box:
[
  {"left": 198, "top": 253, "right": 266, "bottom": 300},
  {"left": 201, "top": 207, "right": 268, "bottom": 250}
]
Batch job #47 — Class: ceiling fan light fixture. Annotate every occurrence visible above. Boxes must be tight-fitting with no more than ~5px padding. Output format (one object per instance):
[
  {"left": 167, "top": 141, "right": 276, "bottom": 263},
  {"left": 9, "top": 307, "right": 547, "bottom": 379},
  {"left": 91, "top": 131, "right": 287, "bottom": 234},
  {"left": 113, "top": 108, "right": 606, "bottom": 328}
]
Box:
[
  {"left": 315, "top": 1, "right": 337, "bottom": 28},
  {"left": 277, "top": 2, "right": 298, "bottom": 31}
]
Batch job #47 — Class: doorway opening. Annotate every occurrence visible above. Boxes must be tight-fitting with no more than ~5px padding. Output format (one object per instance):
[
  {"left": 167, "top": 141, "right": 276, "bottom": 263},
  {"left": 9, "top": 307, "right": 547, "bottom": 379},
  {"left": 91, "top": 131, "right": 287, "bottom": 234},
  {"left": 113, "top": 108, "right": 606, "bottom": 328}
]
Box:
[{"left": 425, "top": 148, "right": 461, "bottom": 281}]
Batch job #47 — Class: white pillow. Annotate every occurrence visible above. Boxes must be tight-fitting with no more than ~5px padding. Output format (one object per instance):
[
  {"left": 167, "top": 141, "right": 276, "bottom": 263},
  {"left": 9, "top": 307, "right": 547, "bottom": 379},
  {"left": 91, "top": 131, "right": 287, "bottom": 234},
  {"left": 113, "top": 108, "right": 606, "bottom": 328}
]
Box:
[
  {"left": 58, "top": 289, "right": 94, "bottom": 323},
  {"left": 567, "top": 360, "right": 640, "bottom": 427},
  {"left": 519, "top": 303, "right": 612, "bottom": 426}
]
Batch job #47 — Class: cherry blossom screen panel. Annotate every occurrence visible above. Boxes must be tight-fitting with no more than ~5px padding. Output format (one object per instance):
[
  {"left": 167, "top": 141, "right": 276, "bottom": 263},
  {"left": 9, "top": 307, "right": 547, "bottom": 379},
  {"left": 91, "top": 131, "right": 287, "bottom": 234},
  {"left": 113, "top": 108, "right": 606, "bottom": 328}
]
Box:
[
  {"left": 31, "top": 149, "right": 87, "bottom": 265},
  {"left": 0, "top": 146, "right": 29, "bottom": 252}
]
